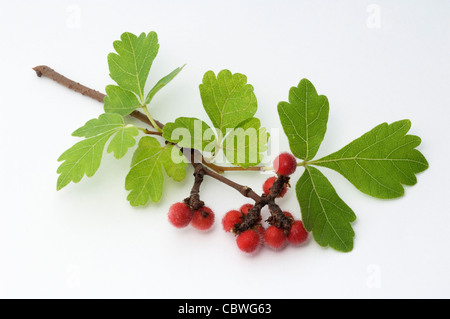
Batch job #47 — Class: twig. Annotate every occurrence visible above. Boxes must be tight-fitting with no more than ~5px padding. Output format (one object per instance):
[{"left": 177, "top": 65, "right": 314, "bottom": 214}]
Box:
[
  {"left": 189, "top": 150, "right": 262, "bottom": 203},
  {"left": 184, "top": 164, "right": 205, "bottom": 210},
  {"left": 232, "top": 175, "right": 293, "bottom": 234},
  {"left": 33, "top": 65, "right": 105, "bottom": 103},
  {"left": 32, "top": 65, "right": 164, "bottom": 130}
]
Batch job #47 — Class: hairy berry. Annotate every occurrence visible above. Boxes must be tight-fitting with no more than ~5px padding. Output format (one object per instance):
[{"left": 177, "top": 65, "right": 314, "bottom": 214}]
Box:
[
  {"left": 191, "top": 206, "right": 215, "bottom": 230},
  {"left": 264, "top": 225, "right": 287, "bottom": 249},
  {"left": 263, "top": 176, "right": 288, "bottom": 198},
  {"left": 273, "top": 152, "right": 297, "bottom": 176},
  {"left": 288, "top": 220, "right": 308, "bottom": 245},
  {"left": 283, "top": 211, "right": 293, "bottom": 219},
  {"left": 255, "top": 224, "right": 265, "bottom": 237},
  {"left": 240, "top": 203, "right": 254, "bottom": 215},
  {"left": 236, "top": 230, "right": 260, "bottom": 254},
  {"left": 168, "top": 202, "right": 193, "bottom": 228},
  {"left": 222, "top": 210, "right": 243, "bottom": 232}
]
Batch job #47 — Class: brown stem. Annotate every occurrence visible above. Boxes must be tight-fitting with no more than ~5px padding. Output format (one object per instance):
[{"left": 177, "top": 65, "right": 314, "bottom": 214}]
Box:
[
  {"left": 203, "top": 164, "right": 262, "bottom": 202},
  {"left": 33, "top": 65, "right": 106, "bottom": 103},
  {"left": 189, "top": 150, "right": 261, "bottom": 203},
  {"left": 32, "top": 65, "right": 164, "bottom": 130},
  {"left": 232, "top": 174, "right": 293, "bottom": 234},
  {"left": 265, "top": 175, "right": 294, "bottom": 234},
  {"left": 267, "top": 202, "right": 293, "bottom": 236},
  {"left": 184, "top": 164, "right": 205, "bottom": 210},
  {"left": 232, "top": 200, "right": 266, "bottom": 234}
]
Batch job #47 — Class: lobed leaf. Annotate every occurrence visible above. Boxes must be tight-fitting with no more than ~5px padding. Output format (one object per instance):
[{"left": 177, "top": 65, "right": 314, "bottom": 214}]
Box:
[
  {"left": 199, "top": 70, "right": 257, "bottom": 136},
  {"left": 57, "top": 113, "right": 139, "bottom": 190},
  {"left": 296, "top": 166, "right": 356, "bottom": 252},
  {"left": 104, "top": 85, "right": 141, "bottom": 116},
  {"left": 222, "top": 117, "right": 269, "bottom": 168},
  {"left": 107, "top": 125, "right": 139, "bottom": 159},
  {"left": 162, "top": 117, "right": 217, "bottom": 152},
  {"left": 108, "top": 31, "right": 159, "bottom": 100},
  {"left": 278, "top": 79, "right": 329, "bottom": 161},
  {"left": 72, "top": 112, "right": 125, "bottom": 138},
  {"left": 125, "top": 136, "right": 187, "bottom": 206},
  {"left": 57, "top": 131, "right": 116, "bottom": 191},
  {"left": 161, "top": 144, "right": 189, "bottom": 182},
  {"left": 311, "top": 120, "right": 429, "bottom": 199}
]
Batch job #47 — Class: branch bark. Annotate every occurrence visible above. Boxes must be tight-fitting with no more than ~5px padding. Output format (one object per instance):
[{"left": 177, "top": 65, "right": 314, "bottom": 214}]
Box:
[
  {"left": 33, "top": 65, "right": 164, "bottom": 129},
  {"left": 184, "top": 164, "right": 205, "bottom": 210}
]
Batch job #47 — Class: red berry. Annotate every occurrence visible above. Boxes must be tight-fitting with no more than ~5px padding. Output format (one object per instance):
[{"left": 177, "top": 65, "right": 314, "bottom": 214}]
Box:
[
  {"left": 264, "top": 225, "right": 287, "bottom": 249},
  {"left": 288, "top": 221, "right": 308, "bottom": 245},
  {"left": 168, "top": 202, "right": 193, "bottom": 228},
  {"left": 236, "top": 230, "right": 260, "bottom": 253},
  {"left": 273, "top": 152, "right": 297, "bottom": 176},
  {"left": 191, "top": 206, "right": 215, "bottom": 230},
  {"left": 263, "top": 176, "right": 288, "bottom": 198},
  {"left": 240, "top": 203, "right": 254, "bottom": 215},
  {"left": 222, "top": 210, "right": 243, "bottom": 232},
  {"left": 283, "top": 211, "right": 293, "bottom": 219},
  {"left": 255, "top": 224, "right": 265, "bottom": 237}
]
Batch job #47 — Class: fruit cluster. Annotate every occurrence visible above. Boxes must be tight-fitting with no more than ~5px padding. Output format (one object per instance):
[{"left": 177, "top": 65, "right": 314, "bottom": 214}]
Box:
[
  {"left": 168, "top": 202, "right": 215, "bottom": 231},
  {"left": 223, "top": 201, "right": 308, "bottom": 254},
  {"left": 167, "top": 152, "right": 309, "bottom": 254}
]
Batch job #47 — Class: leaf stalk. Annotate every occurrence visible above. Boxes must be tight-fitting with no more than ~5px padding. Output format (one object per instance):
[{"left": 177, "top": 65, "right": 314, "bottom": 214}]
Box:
[{"left": 141, "top": 105, "right": 163, "bottom": 133}]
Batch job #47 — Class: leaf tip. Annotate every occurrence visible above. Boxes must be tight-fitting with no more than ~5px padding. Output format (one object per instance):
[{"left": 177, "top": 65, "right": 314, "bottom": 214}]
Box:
[{"left": 56, "top": 177, "right": 67, "bottom": 191}]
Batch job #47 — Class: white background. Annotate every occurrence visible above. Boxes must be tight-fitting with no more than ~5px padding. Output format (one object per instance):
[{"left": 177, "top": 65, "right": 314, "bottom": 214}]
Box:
[{"left": 0, "top": 0, "right": 449, "bottom": 299}]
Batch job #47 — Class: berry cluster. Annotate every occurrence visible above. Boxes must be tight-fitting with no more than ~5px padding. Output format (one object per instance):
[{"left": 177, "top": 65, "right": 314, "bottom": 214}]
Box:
[
  {"left": 222, "top": 203, "right": 265, "bottom": 253},
  {"left": 168, "top": 202, "right": 215, "bottom": 231},
  {"left": 223, "top": 153, "right": 309, "bottom": 254},
  {"left": 167, "top": 152, "right": 308, "bottom": 254},
  {"left": 223, "top": 201, "right": 308, "bottom": 254}
]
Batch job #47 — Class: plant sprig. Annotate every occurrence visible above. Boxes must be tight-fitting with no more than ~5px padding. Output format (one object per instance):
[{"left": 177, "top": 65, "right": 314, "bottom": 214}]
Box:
[{"left": 34, "top": 31, "right": 428, "bottom": 253}]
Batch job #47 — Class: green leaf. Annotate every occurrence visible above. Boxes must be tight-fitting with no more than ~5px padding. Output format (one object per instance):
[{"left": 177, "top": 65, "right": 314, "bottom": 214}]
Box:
[
  {"left": 57, "top": 114, "right": 139, "bottom": 190},
  {"left": 222, "top": 117, "right": 269, "bottom": 168},
  {"left": 311, "top": 120, "right": 429, "bottom": 199},
  {"left": 162, "top": 117, "right": 217, "bottom": 152},
  {"left": 161, "top": 144, "right": 189, "bottom": 182},
  {"left": 199, "top": 70, "right": 257, "bottom": 136},
  {"left": 104, "top": 85, "right": 141, "bottom": 116},
  {"left": 296, "top": 166, "right": 356, "bottom": 252},
  {"left": 277, "top": 79, "right": 329, "bottom": 161},
  {"left": 72, "top": 112, "right": 125, "bottom": 138},
  {"left": 108, "top": 31, "right": 159, "bottom": 100},
  {"left": 195, "top": 70, "right": 271, "bottom": 166},
  {"left": 107, "top": 125, "right": 139, "bottom": 159},
  {"left": 57, "top": 131, "right": 116, "bottom": 191},
  {"left": 145, "top": 65, "right": 185, "bottom": 105},
  {"left": 125, "top": 136, "right": 187, "bottom": 206}
]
